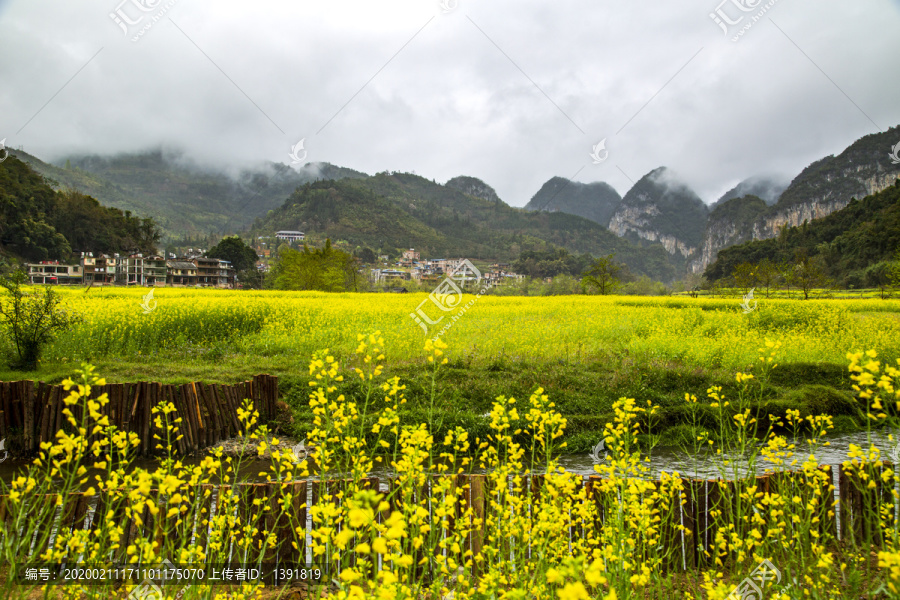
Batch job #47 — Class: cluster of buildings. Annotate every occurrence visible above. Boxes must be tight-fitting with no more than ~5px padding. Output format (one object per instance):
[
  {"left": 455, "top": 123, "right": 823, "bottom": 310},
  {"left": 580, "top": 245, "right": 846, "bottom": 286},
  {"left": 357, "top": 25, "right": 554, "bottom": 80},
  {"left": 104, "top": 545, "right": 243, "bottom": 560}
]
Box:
[
  {"left": 371, "top": 249, "right": 524, "bottom": 287},
  {"left": 27, "top": 252, "right": 236, "bottom": 287}
]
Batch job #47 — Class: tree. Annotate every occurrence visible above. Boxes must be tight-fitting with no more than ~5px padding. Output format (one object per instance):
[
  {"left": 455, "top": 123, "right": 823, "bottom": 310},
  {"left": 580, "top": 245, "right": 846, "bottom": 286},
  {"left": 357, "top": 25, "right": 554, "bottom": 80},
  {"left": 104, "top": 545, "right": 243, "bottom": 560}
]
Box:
[
  {"left": 730, "top": 262, "right": 758, "bottom": 295},
  {"left": 778, "top": 260, "right": 796, "bottom": 299},
  {"left": 269, "top": 239, "right": 359, "bottom": 292},
  {"left": 890, "top": 248, "right": 900, "bottom": 292},
  {"left": 793, "top": 252, "right": 832, "bottom": 300},
  {"left": 0, "top": 270, "right": 81, "bottom": 370},
  {"left": 206, "top": 236, "right": 259, "bottom": 273},
  {"left": 863, "top": 261, "right": 894, "bottom": 299},
  {"left": 581, "top": 254, "right": 623, "bottom": 295},
  {"left": 355, "top": 247, "right": 377, "bottom": 264},
  {"left": 754, "top": 258, "right": 779, "bottom": 298}
]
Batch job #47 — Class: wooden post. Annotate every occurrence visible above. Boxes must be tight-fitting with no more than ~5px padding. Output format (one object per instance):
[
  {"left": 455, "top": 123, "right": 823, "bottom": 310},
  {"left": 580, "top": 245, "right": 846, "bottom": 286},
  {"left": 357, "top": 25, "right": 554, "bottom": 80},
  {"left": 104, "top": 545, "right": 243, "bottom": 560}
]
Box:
[
  {"left": 164, "top": 386, "right": 184, "bottom": 455},
  {"left": 175, "top": 384, "right": 190, "bottom": 454},
  {"left": 819, "top": 465, "right": 837, "bottom": 540},
  {"left": 53, "top": 385, "right": 65, "bottom": 440},
  {"left": 142, "top": 382, "right": 152, "bottom": 457},
  {"left": 177, "top": 385, "right": 196, "bottom": 452},
  {"left": 23, "top": 380, "right": 34, "bottom": 453},
  {"left": 0, "top": 383, "right": 7, "bottom": 439},
  {"left": 197, "top": 384, "right": 220, "bottom": 446},
  {"left": 39, "top": 385, "right": 52, "bottom": 445},
  {"left": 465, "top": 475, "right": 486, "bottom": 575},
  {"left": 188, "top": 383, "right": 205, "bottom": 449}
]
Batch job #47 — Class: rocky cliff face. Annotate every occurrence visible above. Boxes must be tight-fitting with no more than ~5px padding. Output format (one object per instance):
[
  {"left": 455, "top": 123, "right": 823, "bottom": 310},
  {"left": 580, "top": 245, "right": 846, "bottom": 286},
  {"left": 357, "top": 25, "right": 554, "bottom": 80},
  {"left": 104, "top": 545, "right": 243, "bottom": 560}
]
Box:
[
  {"left": 691, "top": 126, "right": 900, "bottom": 273},
  {"left": 608, "top": 167, "right": 708, "bottom": 259},
  {"left": 445, "top": 176, "right": 504, "bottom": 204}
]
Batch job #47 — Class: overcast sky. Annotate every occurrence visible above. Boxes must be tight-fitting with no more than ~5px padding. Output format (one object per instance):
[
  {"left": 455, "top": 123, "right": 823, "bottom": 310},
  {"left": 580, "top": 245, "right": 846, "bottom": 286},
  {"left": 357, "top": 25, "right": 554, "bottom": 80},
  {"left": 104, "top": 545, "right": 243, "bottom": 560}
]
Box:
[{"left": 2, "top": 0, "right": 899, "bottom": 207}]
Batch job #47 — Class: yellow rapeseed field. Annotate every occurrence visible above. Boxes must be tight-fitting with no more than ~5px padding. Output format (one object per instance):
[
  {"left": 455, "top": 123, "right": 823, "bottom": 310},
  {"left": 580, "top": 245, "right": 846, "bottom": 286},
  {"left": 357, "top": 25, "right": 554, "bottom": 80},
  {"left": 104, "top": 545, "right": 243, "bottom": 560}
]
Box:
[{"left": 37, "top": 287, "right": 900, "bottom": 372}]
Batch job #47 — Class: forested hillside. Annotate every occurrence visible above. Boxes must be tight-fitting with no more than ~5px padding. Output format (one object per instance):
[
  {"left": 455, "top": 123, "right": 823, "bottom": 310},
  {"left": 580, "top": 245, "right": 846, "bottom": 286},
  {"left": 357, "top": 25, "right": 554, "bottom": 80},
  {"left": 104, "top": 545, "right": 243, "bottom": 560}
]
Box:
[
  {"left": 705, "top": 181, "right": 900, "bottom": 286},
  {"left": 0, "top": 156, "right": 159, "bottom": 261},
  {"left": 252, "top": 174, "right": 679, "bottom": 281}
]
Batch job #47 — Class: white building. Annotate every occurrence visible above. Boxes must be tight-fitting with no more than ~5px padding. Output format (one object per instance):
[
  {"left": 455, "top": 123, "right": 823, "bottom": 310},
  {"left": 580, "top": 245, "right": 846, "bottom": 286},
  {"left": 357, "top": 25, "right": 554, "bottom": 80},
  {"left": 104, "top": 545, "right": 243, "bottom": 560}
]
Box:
[{"left": 275, "top": 230, "right": 306, "bottom": 242}]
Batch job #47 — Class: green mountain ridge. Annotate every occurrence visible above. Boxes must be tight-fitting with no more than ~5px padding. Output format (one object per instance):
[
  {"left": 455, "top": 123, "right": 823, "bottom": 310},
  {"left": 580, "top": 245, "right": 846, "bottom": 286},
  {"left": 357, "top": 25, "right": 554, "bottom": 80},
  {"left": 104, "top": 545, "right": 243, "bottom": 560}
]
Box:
[
  {"left": 524, "top": 177, "right": 623, "bottom": 227},
  {"left": 11, "top": 149, "right": 367, "bottom": 239},
  {"left": 252, "top": 173, "right": 678, "bottom": 281},
  {"left": 712, "top": 175, "right": 789, "bottom": 208},
  {"left": 704, "top": 181, "right": 900, "bottom": 285},
  {"left": 774, "top": 126, "right": 900, "bottom": 210}
]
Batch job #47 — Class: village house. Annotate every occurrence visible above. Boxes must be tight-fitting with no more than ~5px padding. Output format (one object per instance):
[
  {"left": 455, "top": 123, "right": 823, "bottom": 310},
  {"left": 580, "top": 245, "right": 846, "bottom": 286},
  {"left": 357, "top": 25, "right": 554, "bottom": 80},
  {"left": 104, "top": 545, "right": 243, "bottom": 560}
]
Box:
[
  {"left": 166, "top": 260, "right": 198, "bottom": 285},
  {"left": 401, "top": 249, "right": 420, "bottom": 267},
  {"left": 26, "top": 261, "right": 83, "bottom": 284},
  {"left": 126, "top": 254, "right": 167, "bottom": 285},
  {"left": 372, "top": 268, "right": 411, "bottom": 283},
  {"left": 275, "top": 230, "right": 305, "bottom": 243},
  {"left": 26, "top": 253, "right": 236, "bottom": 288}
]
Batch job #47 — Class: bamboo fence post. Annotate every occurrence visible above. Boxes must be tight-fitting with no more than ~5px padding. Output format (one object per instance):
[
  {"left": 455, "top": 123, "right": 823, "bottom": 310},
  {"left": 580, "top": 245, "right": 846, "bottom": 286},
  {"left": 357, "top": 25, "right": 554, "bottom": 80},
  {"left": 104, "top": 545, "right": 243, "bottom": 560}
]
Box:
[
  {"left": 141, "top": 382, "right": 151, "bottom": 457},
  {"left": 23, "top": 380, "right": 34, "bottom": 453},
  {"left": 178, "top": 384, "right": 197, "bottom": 452}
]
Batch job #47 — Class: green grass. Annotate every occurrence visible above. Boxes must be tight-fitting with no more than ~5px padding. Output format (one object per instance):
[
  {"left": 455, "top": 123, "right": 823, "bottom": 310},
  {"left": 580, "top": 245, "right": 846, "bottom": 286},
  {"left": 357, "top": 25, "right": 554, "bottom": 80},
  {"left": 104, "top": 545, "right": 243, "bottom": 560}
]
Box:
[{"left": 1, "top": 287, "right": 897, "bottom": 451}]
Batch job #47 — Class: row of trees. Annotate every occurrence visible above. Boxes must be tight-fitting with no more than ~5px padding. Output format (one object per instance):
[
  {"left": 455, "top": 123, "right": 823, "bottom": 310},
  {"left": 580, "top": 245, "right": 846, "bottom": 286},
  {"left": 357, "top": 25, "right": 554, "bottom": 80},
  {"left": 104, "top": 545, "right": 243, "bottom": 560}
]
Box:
[{"left": 723, "top": 249, "right": 900, "bottom": 299}]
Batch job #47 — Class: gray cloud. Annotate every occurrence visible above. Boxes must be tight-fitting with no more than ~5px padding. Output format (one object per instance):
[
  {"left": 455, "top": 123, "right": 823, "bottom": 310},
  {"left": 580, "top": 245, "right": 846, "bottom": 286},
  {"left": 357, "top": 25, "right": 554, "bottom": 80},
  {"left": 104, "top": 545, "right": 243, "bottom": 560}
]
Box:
[{"left": 1, "top": 0, "right": 899, "bottom": 208}]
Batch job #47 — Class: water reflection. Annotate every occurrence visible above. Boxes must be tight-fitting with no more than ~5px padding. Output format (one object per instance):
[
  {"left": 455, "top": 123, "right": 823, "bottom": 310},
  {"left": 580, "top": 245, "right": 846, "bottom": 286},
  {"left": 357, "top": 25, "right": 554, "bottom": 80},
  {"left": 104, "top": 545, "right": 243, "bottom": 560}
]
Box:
[{"left": 0, "top": 428, "right": 895, "bottom": 486}]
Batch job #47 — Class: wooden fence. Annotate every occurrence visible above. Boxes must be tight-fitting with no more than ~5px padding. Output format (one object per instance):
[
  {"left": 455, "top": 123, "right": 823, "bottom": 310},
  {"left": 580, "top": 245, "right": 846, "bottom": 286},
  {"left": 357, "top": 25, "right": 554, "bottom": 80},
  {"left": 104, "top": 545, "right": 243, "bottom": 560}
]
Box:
[
  {"left": 0, "top": 464, "right": 894, "bottom": 576},
  {"left": 0, "top": 375, "right": 278, "bottom": 456}
]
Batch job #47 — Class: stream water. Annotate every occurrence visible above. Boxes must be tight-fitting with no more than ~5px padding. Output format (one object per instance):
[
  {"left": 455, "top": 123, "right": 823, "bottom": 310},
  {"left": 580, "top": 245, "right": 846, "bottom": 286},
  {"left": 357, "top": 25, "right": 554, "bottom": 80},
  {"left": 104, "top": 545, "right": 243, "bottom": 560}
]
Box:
[{"left": 1, "top": 428, "right": 895, "bottom": 484}]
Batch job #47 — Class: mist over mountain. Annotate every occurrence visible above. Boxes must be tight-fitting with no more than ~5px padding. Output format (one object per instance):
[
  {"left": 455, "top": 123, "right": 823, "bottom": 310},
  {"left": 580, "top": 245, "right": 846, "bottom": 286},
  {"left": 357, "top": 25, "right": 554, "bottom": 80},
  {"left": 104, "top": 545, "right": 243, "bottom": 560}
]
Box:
[
  {"left": 712, "top": 175, "right": 791, "bottom": 208},
  {"left": 11, "top": 148, "right": 367, "bottom": 239},
  {"left": 5, "top": 122, "right": 899, "bottom": 284},
  {"left": 608, "top": 167, "right": 709, "bottom": 259},
  {"left": 689, "top": 126, "right": 900, "bottom": 273}
]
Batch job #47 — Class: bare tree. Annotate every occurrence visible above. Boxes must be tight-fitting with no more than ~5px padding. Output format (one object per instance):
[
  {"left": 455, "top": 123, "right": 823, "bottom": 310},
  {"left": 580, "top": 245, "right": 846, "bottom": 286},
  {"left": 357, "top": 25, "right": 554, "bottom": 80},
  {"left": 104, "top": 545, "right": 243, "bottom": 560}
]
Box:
[
  {"left": 793, "top": 253, "right": 832, "bottom": 300},
  {"left": 755, "top": 258, "right": 779, "bottom": 298},
  {"left": 582, "top": 254, "right": 623, "bottom": 295}
]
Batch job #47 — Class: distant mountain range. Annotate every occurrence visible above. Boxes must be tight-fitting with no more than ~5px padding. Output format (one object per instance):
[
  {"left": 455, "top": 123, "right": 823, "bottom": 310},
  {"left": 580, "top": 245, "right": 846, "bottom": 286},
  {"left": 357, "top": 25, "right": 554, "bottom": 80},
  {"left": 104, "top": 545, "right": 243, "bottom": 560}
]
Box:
[
  {"left": 704, "top": 181, "right": 900, "bottom": 287},
  {"left": 10, "top": 148, "right": 366, "bottom": 238},
  {"left": 523, "top": 125, "right": 900, "bottom": 274},
  {"left": 7, "top": 124, "right": 899, "bottom": 282},
  {"left": 251, "top": 172, "right": 678, "bottom": 281}
]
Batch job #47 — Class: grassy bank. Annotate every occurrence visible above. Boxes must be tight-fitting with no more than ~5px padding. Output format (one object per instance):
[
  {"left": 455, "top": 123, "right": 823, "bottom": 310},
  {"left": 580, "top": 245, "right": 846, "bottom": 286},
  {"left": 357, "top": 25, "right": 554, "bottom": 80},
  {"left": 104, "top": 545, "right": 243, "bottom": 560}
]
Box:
[{"left": 1, "top": 288, "right": 897, "bottom": 450}]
